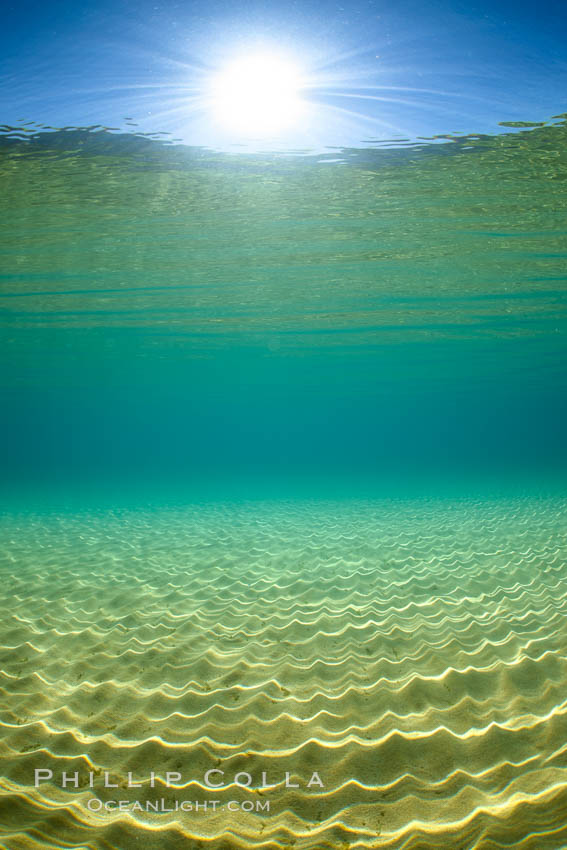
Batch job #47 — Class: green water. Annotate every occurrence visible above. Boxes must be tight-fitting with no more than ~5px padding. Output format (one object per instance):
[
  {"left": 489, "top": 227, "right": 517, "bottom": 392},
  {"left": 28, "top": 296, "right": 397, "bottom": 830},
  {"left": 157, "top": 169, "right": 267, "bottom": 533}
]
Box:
[
  {"left": 1, "top": 121, "right": 567, "bottom": 849},
  {"left": 1, "top": 120, "right": 567, "bottom": 497}
]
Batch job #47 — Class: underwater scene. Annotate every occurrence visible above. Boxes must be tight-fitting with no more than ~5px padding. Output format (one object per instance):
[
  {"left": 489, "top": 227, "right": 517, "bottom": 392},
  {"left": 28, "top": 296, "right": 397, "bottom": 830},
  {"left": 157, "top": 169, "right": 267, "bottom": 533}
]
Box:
[{"left": 1, "top": 1, "right": 567, "bottom": 846}]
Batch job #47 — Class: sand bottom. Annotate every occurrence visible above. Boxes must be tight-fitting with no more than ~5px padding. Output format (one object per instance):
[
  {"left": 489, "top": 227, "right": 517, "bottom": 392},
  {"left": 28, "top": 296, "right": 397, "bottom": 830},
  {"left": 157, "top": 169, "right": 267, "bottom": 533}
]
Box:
[{"left": 0, "top": 496, "right": 566, "bottom": 849}]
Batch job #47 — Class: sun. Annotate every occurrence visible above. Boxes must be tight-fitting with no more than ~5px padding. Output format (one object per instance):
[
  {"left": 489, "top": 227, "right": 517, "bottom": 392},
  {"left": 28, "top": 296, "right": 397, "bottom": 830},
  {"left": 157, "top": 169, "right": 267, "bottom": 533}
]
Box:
[{"left": 210, "top": 53, "right": 305, "bottom": 136}]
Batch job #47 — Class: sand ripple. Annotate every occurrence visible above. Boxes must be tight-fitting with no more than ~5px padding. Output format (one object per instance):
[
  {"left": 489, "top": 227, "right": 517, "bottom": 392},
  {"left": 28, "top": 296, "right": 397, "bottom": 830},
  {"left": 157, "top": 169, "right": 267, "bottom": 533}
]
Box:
[{"left": 1, "top": 497, "right": 566, "bottom": 848}]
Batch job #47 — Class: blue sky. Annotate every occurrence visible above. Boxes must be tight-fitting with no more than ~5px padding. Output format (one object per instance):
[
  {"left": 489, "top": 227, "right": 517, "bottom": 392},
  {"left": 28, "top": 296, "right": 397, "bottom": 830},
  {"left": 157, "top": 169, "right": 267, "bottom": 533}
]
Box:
[{"left": 1, "top": 0, "right": 566, "bottom": 150}]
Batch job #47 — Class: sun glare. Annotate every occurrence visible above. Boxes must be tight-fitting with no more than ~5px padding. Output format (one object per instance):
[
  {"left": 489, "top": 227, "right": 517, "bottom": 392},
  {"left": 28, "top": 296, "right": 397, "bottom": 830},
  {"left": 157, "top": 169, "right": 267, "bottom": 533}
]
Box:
[{"left": 210, "top": 53, "right": 305, "bottom": 136}]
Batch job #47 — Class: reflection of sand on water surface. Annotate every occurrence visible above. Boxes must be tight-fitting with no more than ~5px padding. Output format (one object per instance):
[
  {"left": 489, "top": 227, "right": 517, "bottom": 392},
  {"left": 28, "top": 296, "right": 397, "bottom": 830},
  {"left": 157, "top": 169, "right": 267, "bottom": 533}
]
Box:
[{"left": 0, "top": 498, "right": 566, "bottom": 849}]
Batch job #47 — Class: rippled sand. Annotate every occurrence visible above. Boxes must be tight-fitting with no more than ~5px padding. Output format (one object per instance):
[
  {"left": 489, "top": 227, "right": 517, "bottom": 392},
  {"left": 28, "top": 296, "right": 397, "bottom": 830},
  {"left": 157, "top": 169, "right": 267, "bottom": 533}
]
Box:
[{"left": 1, "top": 497, "right": 566, "bottom": 849}]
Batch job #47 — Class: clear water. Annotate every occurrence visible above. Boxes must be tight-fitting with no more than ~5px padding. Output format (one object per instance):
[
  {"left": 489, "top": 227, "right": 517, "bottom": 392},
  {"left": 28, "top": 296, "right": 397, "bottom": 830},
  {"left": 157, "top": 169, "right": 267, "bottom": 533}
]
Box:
[
  {"left": 1, "top": 120, "right": 567, "bottom": 849},
  {"left": 2, "top": 122, "right": 567, "bottom": 496}
]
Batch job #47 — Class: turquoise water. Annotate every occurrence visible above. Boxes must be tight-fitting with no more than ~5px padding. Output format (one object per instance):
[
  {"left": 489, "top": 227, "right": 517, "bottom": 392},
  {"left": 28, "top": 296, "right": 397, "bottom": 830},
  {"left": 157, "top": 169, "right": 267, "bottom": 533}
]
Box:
[
  {"left": 1, "top": 119, "right": 567, "bottom": 499},
  {"left": 1, "top": 120, "right": 567, "bottom": 849}
]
